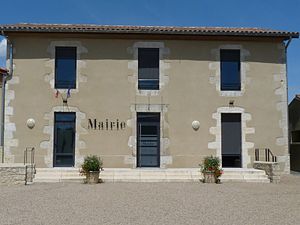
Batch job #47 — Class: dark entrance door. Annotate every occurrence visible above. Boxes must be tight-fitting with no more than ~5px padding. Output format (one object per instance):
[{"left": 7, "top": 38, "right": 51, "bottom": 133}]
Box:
[
  {"left": 137, "top": 113, "right": 160, "bottom": 167},
  {"left": 54, "top": 112, "right": 76, "bottom": 167},
  {"left": 221, "top": 113, "right": 242, "bottom": 167}
]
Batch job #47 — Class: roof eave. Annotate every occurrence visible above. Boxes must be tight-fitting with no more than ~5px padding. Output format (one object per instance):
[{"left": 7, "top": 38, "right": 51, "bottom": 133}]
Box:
[{"left": 0, "top": 28, "right": 298, "bottom": 40}]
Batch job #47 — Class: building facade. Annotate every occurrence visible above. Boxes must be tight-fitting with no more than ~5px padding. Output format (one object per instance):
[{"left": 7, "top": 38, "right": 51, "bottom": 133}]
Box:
[{"left": 0, "top": 24, "right": 298, "bottom": 173}]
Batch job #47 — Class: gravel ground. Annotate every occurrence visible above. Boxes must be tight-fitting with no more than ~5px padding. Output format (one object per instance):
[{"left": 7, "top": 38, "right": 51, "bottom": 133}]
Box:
[{"left": 1, "top": 174, "right": 300, "bottom": 225}]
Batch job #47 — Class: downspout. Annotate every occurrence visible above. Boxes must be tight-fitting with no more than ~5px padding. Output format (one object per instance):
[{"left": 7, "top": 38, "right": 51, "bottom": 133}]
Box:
[
  {"left": 284, "top": 36, "right": 292, "bottom": 171},
  {"left": 1, "top": 35, "right": 13, "bottom": 163}
]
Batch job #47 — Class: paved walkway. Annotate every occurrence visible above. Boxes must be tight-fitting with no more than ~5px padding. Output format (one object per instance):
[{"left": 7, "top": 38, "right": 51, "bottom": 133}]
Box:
[{"left": 1, "top": 174, "right": 300, "bottom": 225}]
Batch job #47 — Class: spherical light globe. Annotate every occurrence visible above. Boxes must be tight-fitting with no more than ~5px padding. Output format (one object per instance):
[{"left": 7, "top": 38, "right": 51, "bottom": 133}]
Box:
[
  {"left": 26, "top": 118, "right": 35, "bottom": 129},
  {"left": 192, "top": 120, "right": 200, "bottom": 130}
]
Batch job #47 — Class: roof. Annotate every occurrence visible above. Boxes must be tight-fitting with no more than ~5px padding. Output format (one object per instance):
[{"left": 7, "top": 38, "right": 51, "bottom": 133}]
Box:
[
  {"left": 289, "top": 94, "right": 300, "bottom": 107},
  {"left": 0, "top": 23, "right": 298, "bottom": 40}
]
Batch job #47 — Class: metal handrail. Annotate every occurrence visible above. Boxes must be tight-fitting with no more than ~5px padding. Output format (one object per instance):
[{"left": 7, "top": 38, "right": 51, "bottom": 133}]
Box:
[
  {"left": 24, "top": 147, "right": 35, "bottom": 185},
  {"left": 255, "top": 148, "right": 277, "bottom": 162},
  {"left": 24, "top": 147, "right": 35, "bottom": 165}
]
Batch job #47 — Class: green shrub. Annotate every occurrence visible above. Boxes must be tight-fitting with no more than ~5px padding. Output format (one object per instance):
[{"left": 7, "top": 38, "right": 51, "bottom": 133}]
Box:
[{"left": 80, "top": 155, "right": 103, "bottom": 174}]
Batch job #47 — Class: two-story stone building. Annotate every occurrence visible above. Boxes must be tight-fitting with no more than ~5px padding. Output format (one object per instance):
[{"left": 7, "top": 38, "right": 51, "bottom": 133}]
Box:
[{"left": 0, "top": 24, "right": 298, "bottom": 181}]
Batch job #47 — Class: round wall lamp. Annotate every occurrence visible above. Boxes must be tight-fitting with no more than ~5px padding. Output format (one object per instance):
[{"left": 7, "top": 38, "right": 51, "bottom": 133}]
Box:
[
  {"left": 26, "top": 118, "right": 35, "bottom": 129},
  {"left": 192, "top": 120, "right": 200, "bottom": 130}
]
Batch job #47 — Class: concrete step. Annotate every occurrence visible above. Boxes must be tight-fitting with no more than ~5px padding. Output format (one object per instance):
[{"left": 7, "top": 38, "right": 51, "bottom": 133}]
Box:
[
  {"left": 34, "top": 168, "right": 83, "bottom": 183},
  {"left": 221, "top": 168, "right": 269, "bottom": 183},
  {"left": 222, "top": 168, "right": 267, "bottom": 175},
  {"left": 34, "top": 168, "right": 270, "bottom": 183},
  {"left": 35, "top": 177, "right": 84, "bottom": 183}
]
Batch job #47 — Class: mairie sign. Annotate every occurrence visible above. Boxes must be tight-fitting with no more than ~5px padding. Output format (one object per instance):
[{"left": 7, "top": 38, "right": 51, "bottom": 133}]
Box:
[{"left": 88, "top": 119, "right": 126, "bottom": 130}]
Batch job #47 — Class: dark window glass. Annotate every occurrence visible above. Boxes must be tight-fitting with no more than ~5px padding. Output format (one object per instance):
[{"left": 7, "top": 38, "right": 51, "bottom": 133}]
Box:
[
  {"left": 54, "top": 112, "right": 76, "bottom": 167},
  {"left": 291, "top": 130, "right": 300, "bottom": 143},
  {"left": 220, "top": 49, "right": 241, "bottom": 91},
  {"left": 55, "top": 47, "right": 77, "bottom": 89},
  {"left": 137, "top": 113, "right": 160, "bottom": 167},
  {"left": 221, "top": 113, "right": 242, "bottom": 168},
  {"left": 138, "top": 48, "right": 159, "bottom": 90}
]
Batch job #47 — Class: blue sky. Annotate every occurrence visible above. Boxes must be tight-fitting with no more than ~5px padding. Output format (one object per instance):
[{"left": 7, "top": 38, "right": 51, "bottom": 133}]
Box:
[{"left": 0, "top": 0, "right": 299, "bottom": 101}]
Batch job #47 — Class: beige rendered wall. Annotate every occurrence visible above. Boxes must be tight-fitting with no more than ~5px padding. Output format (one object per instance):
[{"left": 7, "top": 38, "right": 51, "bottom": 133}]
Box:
[{"left": 3, "top": 35, "right": 289, "bottom": 172}]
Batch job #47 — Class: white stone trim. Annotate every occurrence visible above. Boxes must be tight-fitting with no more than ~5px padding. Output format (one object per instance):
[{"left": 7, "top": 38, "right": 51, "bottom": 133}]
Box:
[
  {"left": 208, "top": 107, "right": 255, "bottom": 168},
  {"left": 40, "top": 106, "right": 87, "bottom": 168},
  {"left": 45, "top": 41, "right": 88, "bottom": 95},
  {"left": 127, "top": 42, "right": 170, "bottom": 96},
  {"left": 3, "top": 58, "right": 19, "bottom": 163},
  {"left": 209, "top": 45, "right": 250, "bottom": 97},
  {"left": 126, "top": 104, "right": 171, "bottom": 168}
]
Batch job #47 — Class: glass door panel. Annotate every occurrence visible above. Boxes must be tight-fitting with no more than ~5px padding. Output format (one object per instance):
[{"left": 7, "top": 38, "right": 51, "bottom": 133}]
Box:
[
  {"left": 137, "top": 113, "right": 160, "bottom": 167},
  {"left": 221, "top": 113, "right": 242, "bottom": 167},
  {"left": 54, "top": 112, "right": 76, "bottom": 167}
]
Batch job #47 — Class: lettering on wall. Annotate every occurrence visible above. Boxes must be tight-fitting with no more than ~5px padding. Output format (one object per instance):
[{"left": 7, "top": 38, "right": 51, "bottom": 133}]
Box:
[{"left": 88, "top": 119, "right": 126, "bottom": 130}]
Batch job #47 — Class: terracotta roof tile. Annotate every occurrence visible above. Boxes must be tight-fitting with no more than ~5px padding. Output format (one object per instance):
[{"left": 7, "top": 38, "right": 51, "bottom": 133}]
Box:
[{"left": 0, "top": 23, "right": 298, "bottom": 39}]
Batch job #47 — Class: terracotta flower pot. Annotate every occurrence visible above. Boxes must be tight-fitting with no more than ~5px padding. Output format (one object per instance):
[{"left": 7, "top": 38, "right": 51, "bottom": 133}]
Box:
[
  {"left": 85, "top": 171, "right": 100, "bottom": 184},
  {"left": 203, "top": 171, "right": 216, "bottom": 183}
]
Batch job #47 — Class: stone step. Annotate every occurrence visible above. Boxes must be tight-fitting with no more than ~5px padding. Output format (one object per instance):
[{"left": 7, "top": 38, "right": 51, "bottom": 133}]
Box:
[
  {"left": 220, "top": 168, "right": 269, "bottom": 183},
  {"left": 35, "top": 177, "right": 84, "bottom": 182},
  {"left": 34, "top": 168, "right": 82, "bottom": 183},
  {"left": 221, "top": 178, "right": 270, "bottom": 183},
  {"left": 222, "top": 168, "right": 266, "bottom": 175},
  {"left": 221, "top": 175, "right": 268, "bottom": 180},
  {"left": 34, "top": 168, "right": 270, "bottom": 183},
  {"left": 35, "top": 172, "right": 81, "bottom": 177}
]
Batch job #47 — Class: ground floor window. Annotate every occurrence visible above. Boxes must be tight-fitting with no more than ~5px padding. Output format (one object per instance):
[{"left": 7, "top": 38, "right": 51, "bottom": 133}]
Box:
[
  {"left": 53, "top": 112, "right": 76, "bottom": 167},
  {"left": 137, "top": 112, "right": 160, "bottom": 167}
]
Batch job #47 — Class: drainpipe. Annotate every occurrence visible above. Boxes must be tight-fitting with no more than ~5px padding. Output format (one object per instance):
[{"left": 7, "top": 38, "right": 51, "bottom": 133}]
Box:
[
  {"left": 1, "top": 69, "right": 6, "bottom": 163},
  {"left": 1, "top": 37, "right": 13, "bottom": 163},
  {"left": 284, "top": 36, "right": 292, "bottom": 170}
]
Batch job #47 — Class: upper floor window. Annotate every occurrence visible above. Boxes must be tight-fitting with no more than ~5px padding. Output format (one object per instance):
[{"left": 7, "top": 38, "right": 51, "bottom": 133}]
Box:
[
  {"left": 55, "top": 47, "right": 77, "bottom": 89},
  {"left": 138, "top": 48, "right": 159, "bottom": 90},
  {"left": 220, "top": 49, "right": 241, "bottom": 91}
]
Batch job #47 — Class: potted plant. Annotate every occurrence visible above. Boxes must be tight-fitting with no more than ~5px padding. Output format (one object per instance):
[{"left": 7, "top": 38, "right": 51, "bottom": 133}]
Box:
[
  {"left": 199, "top": 156, "right": 223, "bottom": 183},
  {"left": 80, "top": 155, "right": 103, "bottom": 184}
]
